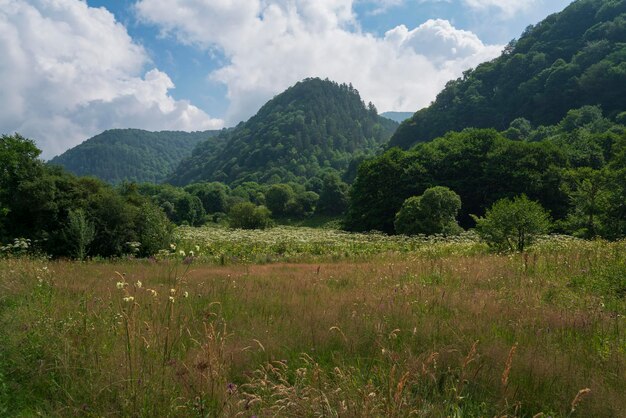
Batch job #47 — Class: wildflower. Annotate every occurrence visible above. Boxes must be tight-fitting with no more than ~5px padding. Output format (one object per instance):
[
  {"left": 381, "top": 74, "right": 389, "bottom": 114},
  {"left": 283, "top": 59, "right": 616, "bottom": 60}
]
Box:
[
  {"left": 179, "top": 250, "right": 186, "bottom": 257},
  {"left": 183, "top": 291, "right": 189, "bottom": 298},
  {"left": 148, "top": 289, "right": 157, "bottom": 297},
  {"left": 170, "top": 288, "right": 176, "bottom": 295},
  {"left": 169, "top": 296, "right": 175, "bottom": 303},
  {"left": 189, "top": 250, "right": 195, "bottom": 257},
  {"left": 195, "top": 245, "right": 200, "bottom": 252},
  {"left": 123, "top": 296, "right": 134, "bottom": 303},
  {"left": 170, "top": 243, "right": 176, "bottom": 250},
  {"left": 116, "top": 282, "right": 125, "bottom": 290},
  {"left": 136, "top": 280, "right": 142, "bottom": 288}
]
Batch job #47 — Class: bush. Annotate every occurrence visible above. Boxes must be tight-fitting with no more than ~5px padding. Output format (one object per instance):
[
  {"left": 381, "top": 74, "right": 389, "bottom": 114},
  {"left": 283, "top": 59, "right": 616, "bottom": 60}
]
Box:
[
  {"left": 229, "top": 203, "right": 272, "bottom": 230},
  {"left": 394, "top": 187, "right": 463, "bottom": 236},
  {"left": 135, "top": 203, "right": 173, "bottom": 256},
  {"left": 472, "top": 195, "right": 551, "bottom": 252}
]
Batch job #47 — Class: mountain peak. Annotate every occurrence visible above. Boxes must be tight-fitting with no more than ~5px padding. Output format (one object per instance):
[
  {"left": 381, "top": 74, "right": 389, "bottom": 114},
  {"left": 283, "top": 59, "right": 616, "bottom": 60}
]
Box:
[{"left": 168, "top": 78, "right": 397, "bottom": 186}]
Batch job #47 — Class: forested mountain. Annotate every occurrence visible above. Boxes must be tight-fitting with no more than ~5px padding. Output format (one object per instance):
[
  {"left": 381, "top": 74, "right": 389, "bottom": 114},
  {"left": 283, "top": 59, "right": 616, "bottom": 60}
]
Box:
[
  {"left": 168, "top": 78, "right": 398, "bottom": 186},
  {"left": 49, "top": 129, "right": 222, "bottom": 184},
  {"left": 390, "top": 0, "right": 626, "bottom": 149}
]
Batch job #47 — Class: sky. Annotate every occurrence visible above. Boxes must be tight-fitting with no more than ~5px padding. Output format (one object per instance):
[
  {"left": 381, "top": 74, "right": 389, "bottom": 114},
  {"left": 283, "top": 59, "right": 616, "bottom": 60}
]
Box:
[{"left": 0, "top": 0, "right": 573, "bottom": 159}]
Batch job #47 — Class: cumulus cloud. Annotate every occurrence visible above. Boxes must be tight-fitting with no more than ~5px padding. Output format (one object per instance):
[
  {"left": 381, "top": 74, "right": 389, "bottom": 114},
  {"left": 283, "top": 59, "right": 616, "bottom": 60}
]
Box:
[
  {"left": 0, "top": 0, "right": 223, "bottom": 159},
  {"left": 136, "top": 0, "right": 503, "bottom": 126}
]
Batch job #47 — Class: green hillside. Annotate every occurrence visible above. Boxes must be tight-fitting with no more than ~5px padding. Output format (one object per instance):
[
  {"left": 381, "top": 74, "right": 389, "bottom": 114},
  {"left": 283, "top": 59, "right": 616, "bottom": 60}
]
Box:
[
  {"left": 49, "top": 129, "right": 222, "bottom": 184},
  {"left": 168, "top": 78, "right": 398, "bottom": 186},
  {"left": 390, "top": 0, "right": 626, "bottom": 149}
]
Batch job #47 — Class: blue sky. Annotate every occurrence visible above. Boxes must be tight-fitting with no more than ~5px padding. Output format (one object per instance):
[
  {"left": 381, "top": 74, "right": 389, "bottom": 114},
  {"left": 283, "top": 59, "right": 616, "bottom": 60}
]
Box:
[
  {"left": 87, "top": 0, "right": 572, "bottom": 118},
  {"left": 0, "top": 0, "right": 573, "bottom": 158}
]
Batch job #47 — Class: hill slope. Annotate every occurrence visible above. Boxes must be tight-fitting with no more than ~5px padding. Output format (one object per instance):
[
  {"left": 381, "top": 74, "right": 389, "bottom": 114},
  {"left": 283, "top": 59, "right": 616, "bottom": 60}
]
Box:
[
  {"left": 168, "top": 78, "right": 398, "bottom": 185},
  {"left": 390, "top": 0, "right": 626, "bottom": 149},
  {"left": 381, "top": 112, "right": 413, "bottom": 123},
  {"left": 50, "top": 129, "right": 222, "bottom": 184}
]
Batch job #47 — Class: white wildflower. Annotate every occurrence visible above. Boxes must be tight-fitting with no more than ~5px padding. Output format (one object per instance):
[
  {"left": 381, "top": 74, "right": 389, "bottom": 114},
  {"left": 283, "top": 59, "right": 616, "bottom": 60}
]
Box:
[
  {"left": 136, "top": 280, "right": 142, "bottom": 289},
  {"left": 123, "top": 296, "right": 134, "bottom": 303},
  {"left": 116, "top": 282, "right": 125, "bottom": 290}
]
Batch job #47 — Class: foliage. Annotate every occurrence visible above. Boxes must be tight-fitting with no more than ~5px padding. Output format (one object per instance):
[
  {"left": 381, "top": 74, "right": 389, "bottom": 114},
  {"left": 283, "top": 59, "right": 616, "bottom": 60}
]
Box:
[
  {"left": 394, "top": 186, "right": 462, "bottom": 236},
  {"left": 168, "top": 78, "right": 397, "bottom": 186},
  {"left": 345, "top": 148, "right": 427, "bottom": 233},
  {"left": 264, "top": 184, "right": 295, "bottom": 217},
  {"left": 473, "top": 195, "right": 551, "bottom": 252},
  {"left": 349, "top": 109, "right": 626, "bottom": 239},
  {"left": 63, "top": 209, "right": 95, "bottom": 260},
  {"left": 316, "top": 173, "right": 349, "bottom": 215},
  {"left": 49, "top": 129, "right": 222, "bottom": 184},
  {"left": 0, "top": 134, "right": 174, "bottom": 259},
  {"left": 391, "top": 0, "right": 626, "bottom": 149},
  {"left": 228, "top": 203, "right": 272, "bottom": 230}
]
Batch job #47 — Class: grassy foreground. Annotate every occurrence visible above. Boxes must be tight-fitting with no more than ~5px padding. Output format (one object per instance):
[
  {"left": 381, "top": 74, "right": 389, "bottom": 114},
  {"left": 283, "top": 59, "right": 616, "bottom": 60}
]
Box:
[{"left": 0, "top": 235, "right": 625, "bottom": 417}]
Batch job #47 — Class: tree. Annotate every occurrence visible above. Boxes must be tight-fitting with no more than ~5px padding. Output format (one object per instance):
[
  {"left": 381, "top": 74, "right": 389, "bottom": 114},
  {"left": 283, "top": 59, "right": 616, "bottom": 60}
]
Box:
[
  {"left": 0, "top": 134, "right": 44, "bottom": 240},
  {"left": 265, "top": 184, "right": 294, "bottom": 217},
  {"left": 394, "top": 187, "right": 462, "bottom": 236},
  {"left": 63, "top": 209, "right": 95, "bottom": 260},
  {"left": 135, "top": 202, "right": 173, "bottom": 256},
  {"left": 561, "top": 168, "right": 610, "bottom": 238},
  {"left": 345, "top": 148, "right": 427, "bottom": 233},
  {"left": 473, "top": 195, "right": 551, "bottom": 252},
  {"left": 316, "top": 174, "right": 349, "bottom": 216},
  {"left": 229, "top": 203, "right": 272, "bottom": 229},
  {"left": 185, "top": 182, "right": 229, "bottom": 214}
]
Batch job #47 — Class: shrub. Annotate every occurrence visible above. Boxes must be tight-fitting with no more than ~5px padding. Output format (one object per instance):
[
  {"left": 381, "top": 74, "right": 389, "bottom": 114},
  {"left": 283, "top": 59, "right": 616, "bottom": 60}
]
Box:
[
  {"left": 472, "top": 195, "right": 551, "bottom": 252},
  {"left": 229, "top": 203, "right": 272, "bottom": 230},
  {"left": 394, "top": 186, "right": 463, "bottom": 236}
]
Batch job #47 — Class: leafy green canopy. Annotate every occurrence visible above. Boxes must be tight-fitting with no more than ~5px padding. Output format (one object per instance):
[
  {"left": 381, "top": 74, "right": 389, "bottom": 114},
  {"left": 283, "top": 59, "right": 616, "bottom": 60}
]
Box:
[
  {"left": 391, "top": 0, "right": 626, "bottom": 149},
  {"left": 168, "top": 78, "right": 398, "bottom": 186},
  {"left": 395, "top": 187, "right": 462, "bottom": 236},
  {"left": 0, "top": 134, "right": 173, "bottom": 258},
  {"left": 347, "top": 108, "right": 626, "bottom": 238},
  {"left": 50, "top": 129, "right": 222, "bottom": 184},
  {"left": 473, "top": 195, "right": 551, "bottom": 252}
]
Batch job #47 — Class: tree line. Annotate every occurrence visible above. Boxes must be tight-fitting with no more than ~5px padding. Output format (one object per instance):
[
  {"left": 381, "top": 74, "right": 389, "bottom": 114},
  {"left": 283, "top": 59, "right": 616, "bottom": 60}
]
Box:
[{"left": 347, "top": 106, "right": 626, "bottom": 240}]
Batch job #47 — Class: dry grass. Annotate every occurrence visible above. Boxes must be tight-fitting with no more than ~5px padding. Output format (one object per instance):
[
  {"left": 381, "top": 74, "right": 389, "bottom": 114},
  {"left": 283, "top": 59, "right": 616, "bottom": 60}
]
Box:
[{"left": 0, "top": 240, "right": 625, "bottom": 417}]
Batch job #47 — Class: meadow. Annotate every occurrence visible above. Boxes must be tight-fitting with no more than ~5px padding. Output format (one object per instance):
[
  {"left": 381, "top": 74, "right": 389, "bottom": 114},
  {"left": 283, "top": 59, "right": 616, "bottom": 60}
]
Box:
[{"left": 1, "top": 229, "right": 625, "bottom": 417}]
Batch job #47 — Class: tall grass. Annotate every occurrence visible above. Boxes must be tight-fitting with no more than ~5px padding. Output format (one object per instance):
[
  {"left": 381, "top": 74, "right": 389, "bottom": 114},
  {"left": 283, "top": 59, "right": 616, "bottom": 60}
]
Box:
[{"left": 0, "top": 237, "right": 624, "bottom": 416}]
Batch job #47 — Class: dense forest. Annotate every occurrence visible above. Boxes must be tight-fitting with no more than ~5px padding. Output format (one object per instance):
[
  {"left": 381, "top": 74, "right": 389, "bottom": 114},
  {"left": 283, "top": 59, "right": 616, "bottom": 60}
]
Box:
[
  {"left": 168, "top": 78, "right": 398, "bottom": 186},
  {"left": 391, "top": 0, "right": 626, "bottom": 149},
  {"left": 348, "top": 106, "right": 626, "bottom": 238},
  {"left": 50, "top": 129, "right": 222, "bottom": 184}
]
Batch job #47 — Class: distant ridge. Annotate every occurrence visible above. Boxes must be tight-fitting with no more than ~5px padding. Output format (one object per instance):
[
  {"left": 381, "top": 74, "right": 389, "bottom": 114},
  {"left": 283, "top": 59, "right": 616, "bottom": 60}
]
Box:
[
  {"left": 168, "top": 78, "right": 398, "bottom": 186},
  {"left": 381, "top": 112, "right": 413, "bottom": 123},
  {"left": 50, "top": 129, "right": 223, "bottom": 184}
]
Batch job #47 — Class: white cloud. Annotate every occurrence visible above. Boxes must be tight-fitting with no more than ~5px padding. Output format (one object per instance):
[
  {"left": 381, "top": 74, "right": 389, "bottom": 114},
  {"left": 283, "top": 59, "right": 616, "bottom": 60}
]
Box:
[
  {"left": 136, "top": 0, "right": 503, "bottom": 126},
  {"left": 0, "top": 0, "right": 223, "bottom": 159},
  {"left": 462, "top": 0, "right": 538, "bottom": 17}
]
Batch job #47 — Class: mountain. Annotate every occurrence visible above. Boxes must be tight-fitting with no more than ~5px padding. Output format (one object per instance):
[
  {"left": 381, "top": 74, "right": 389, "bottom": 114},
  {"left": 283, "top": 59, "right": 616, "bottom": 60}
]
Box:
[
  {"left": 381, "top": 112, "right": 413, "bottom": 123},
  {"left": 168, "top": 78, "right": 398, "bottom": 186},
  {"left": 390, "top": 0, "right": 626, "bottom": 149},
  {"left": 50, "top": 129, "right": 222, "bottom": 184}
]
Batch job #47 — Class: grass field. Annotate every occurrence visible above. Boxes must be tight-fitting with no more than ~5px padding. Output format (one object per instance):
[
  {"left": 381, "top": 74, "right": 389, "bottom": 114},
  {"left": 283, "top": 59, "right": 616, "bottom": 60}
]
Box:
[{"left": 1, "top": 230, "right": 625, "bottom": 417}]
